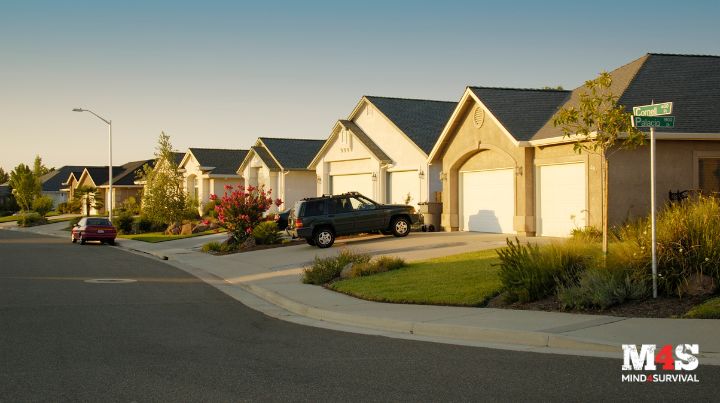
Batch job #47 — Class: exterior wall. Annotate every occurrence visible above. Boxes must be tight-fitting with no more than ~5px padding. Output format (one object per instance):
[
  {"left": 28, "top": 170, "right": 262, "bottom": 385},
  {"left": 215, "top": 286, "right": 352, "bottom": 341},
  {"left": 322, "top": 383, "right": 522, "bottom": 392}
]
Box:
[
  {"left": 181, "top": 154, "right": 210, "bottom": 207},
  {"left": 209, "top": 178, "right": 244, "bottom": 198},
  {"left": 280, "top": 170, "right": 317, "bottom": 211},
  {"left": 111, "top": 187, "right": 143, "bottom": 210},
  {"left": 42, "top": 191, "right": 67, "bottom": 208},
  {"left": 607, "top": 140, "right": 720, "bottom": 224},
  {"left": 437, "top": 101, "right": 535, "bottom": 234}
]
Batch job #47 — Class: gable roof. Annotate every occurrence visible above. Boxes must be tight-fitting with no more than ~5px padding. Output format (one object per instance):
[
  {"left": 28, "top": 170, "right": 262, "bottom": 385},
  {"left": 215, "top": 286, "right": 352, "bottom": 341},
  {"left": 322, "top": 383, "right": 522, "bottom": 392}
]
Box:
[
  {"left": 364, "top": 96, "right": 457, "bottom": 155},
  {"left": 187, "top": 148, "right": 248, "bottom": 175},
  {"left": 111, "top": 159, "right": 154, "bottom": 186},
  {"left": 39, "top": 166, "right": 87, "bottom": 192},
  {"left": 469, "top": 87, "right": 570, "bottom": 142},
  {"left": 258, "top": 137, "right": 325, "bottom": 170},
  {"left": 249, "top": 146, "right": 281, "bottom": 171},
  {"left": 307, "top": 120, "right": 392, "bottom": 169},
  {"left": 533, "top": 53, "right": 720, "bottom": 141},
  {"left": 82, "top": 166, "right": 124, "bottom": 187}
]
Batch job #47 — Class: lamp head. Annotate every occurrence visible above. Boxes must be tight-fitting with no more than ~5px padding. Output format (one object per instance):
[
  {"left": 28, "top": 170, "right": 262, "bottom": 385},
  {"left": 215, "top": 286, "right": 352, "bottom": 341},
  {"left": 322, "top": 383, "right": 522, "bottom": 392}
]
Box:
[{"left": 72, "top": 108, "right": 84, "bottom": 112}]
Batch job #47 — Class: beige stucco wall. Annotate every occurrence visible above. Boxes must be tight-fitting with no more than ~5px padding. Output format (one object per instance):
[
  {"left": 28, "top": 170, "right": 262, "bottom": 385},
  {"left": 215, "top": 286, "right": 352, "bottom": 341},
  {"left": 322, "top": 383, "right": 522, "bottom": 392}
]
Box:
[
  {"left": 281, "top": 170, "right": 317, "bottom": 211},
  {"left": 435, "top": 100, "right": 535, "bottom": 234},
  {"left": 607, "top": 140, "right": 720, "bottom": 224}
]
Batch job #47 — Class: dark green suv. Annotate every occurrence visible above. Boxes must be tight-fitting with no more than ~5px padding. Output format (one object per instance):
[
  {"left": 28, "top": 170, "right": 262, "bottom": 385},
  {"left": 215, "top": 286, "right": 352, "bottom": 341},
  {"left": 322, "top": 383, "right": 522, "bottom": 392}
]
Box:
[{"left": 290, "top": 192, "right": 421, "bottom": 248}]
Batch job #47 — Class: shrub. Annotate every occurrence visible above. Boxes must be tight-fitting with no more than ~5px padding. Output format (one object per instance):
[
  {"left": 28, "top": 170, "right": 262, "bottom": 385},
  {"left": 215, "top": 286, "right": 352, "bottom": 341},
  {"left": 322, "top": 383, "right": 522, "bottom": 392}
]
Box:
[
  {"left": 32, "top": 196, "right": 54, "bottom": 217},
  {"left": 570, "top": 226, "right": 602, "bottom": 242},
  {"left": 684, "top": 297, "right": 720, "bottom": 319},
  {"left": 202, "top": 241, "right": 230, "bottom": 253},
  {"left": 253, "top": 221, "right": 280, "bottom": 245},
  {"left": 202, "top": 200, "right": 218, "bottom": 219},
  {"left": 348, "top": 256, "right": 406, "bottom": 278},
  {"left": 114, "top": 210, "right": 134, "bottom": 234},
  {"left": 497, "top": 238, "right": 596, "bottom": 303},
  {"left": 120, "top": 196, "right": 141, "bottom": 215},
  {"left": 557, "top": 267, "right": 648, "bottom": 310},
  {"left": 302, "top": 250, "right": 371, "bottom": 285},
  {"left": 56, "top": 202, "right": 68, "bottom": 214},
  {"left": 612, "top": 196, "right": 720, "bottom": 296},
  {"left": 137, "top": 216, "right": 155, "bottom": 233},
  {"left": 66, "top": 216, "right": 82, "bottom": 230},
  {"left": 18, "top": 212, "right": 47, "bottom": 227},
  {"left": 212, "top": 185, "right": 282, "bottom": 245},
  {"left": 375, "top": 256, "right": 406, "bottom": 272}
]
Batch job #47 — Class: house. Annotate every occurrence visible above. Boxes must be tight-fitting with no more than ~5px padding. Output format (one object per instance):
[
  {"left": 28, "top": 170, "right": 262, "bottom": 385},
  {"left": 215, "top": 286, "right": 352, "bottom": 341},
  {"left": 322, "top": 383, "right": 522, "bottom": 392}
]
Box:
[
  {"left": 38, "top": 166, "right": 89, "bottom": 207},
  {"left": 178, "top": 148, "right": 248, "bottom": 212},
  {"left": 71, "top": 160, "right": 154, "bottom": 215},
  {"left": 237, "top": 137, "right": 324, "bottom": 211},
  {"left": 429, "top": 53, "right": 720, "bottom": 237},
  {"left": 308, "top": 96, "right": 456, "bottom": 208}
]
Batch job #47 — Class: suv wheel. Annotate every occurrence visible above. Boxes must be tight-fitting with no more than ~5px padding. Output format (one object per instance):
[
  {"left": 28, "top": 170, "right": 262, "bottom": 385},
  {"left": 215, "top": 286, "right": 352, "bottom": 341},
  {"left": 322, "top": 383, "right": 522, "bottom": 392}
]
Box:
[
  {"left": 314, "top": 228, "right": 335, "bottom": 248},
  {"left": 305, "top": 237, "right": 316, "bottom": 246},
  {"left": 391, "top": 217, "right": 410, "bottom": 237}
]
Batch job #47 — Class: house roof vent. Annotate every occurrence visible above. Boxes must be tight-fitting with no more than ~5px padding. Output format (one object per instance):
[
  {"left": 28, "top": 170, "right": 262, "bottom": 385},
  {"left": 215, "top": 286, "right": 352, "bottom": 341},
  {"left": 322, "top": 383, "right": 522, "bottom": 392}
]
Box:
[{"left": 473, "top": 106, "right": 485, "bottom": 129}]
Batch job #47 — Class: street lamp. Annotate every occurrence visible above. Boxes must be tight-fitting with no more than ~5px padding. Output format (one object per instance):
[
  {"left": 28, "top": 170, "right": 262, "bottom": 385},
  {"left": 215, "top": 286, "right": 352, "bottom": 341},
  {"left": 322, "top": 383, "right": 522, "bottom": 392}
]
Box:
[{"left": 72, "top": 108, "right": 113, "bottom": 220}]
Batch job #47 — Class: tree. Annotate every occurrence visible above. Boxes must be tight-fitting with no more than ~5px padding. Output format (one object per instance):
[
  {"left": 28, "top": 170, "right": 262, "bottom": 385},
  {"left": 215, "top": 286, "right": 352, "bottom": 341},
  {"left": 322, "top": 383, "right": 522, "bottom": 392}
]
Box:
[
  {"left": 73, "top": 185, "right": 104, "bottom": 216},
  {"left": 553, "top": 72, "right": 645, "bottom": 253},
  {"left": 140, "top": 132, "right": 187, "bottom": 226},
  {"left": 0, "top": 167, "right": 9, "bottom": 184},
  {"left": 32, "top": 155, "right": 53, "bottom": 177},
  {"left": 211, "top": 185, "right": 281, "bottom": 245},
  {"left": 9, "top": 163, "right": 41, "bottom": 212}
]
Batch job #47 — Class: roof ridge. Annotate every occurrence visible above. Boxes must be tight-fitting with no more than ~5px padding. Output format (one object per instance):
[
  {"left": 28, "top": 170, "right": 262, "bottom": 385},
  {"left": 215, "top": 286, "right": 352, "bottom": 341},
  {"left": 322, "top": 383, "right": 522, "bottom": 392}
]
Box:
[
  {"left": 469, "top": 86, "right": 570, "bottom": 93},
  {"left": 189, "top": 147, "right": 248, "bottom": 151},
  {"left": 647, "top": 52, "right": 720, "bottom": 58},
  {"left": 364, "top": 95, "right": 456, "bottom": 104},
  {"left": 259, "top": 137, "right": 325, "bottom": 141}
]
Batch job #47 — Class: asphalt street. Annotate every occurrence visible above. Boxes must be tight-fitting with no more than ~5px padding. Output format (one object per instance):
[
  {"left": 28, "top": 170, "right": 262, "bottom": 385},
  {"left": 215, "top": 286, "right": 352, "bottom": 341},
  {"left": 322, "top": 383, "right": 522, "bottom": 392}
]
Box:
[{"left": 0, "top": 230, "right": 717, "bottom": 402}]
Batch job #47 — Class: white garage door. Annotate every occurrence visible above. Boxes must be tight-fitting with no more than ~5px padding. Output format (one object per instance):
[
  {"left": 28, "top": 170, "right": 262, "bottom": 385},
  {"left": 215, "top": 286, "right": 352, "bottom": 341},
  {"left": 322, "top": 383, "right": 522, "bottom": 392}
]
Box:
[
  {"left": 461, "top": 169, "right": 515, "bottom": 233},
  {"left": 330, "top": 174, "right": 374, "bottom": 198},
  {"left": 536, "top": 163, "right": 586, "bottom": 237},
  {"left": 387, "top": 171, "right": 419, "bottom": 205}
]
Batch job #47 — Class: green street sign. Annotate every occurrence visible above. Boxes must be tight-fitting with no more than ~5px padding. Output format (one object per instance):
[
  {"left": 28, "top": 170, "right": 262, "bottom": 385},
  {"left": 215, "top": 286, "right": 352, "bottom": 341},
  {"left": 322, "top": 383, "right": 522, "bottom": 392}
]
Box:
[
  {"left": 632, "top": 116, "right": 675, "bottom": 128},
  {"left": 633, "top": 102, "right": 673, "bottom": 116}
]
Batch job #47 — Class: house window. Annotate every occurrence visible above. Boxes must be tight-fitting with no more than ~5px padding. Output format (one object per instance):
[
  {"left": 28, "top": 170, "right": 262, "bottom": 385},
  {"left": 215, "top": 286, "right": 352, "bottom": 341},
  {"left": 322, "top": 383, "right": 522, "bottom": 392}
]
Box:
[
  {"left": 698, "top": 158, "right": 720, "bottom": 193},
  {"left": 193, "top": 177, "right": 199, "bottom": 200}
]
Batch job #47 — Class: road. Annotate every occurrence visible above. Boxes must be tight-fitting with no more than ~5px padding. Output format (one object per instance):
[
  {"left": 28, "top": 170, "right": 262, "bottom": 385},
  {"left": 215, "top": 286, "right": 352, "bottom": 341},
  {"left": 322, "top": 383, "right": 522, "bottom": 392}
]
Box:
[{"left": 1, "top": 230, "right": 717, "bottom": 402}]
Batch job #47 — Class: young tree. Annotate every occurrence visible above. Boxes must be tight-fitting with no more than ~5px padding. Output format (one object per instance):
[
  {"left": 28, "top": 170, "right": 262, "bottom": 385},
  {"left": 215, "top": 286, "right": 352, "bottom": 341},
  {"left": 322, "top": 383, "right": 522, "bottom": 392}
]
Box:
[
  {"left": 553, "top": 72, "right": 644, "bottom": 253},
  {"left": 211, "top": 185, "right": 281, "bottom": 245},
  {"left": 9, "top": 163, "right": 41, "bottom": 211},
  {"left": 140, "top": 132, "right": 187, "bottom": 226},
  {"left": 73, "top": 185, "right": 104, "bottom": 216},
  {"left": 0, "top": 167, "right": 9, "bottom": 184},
  {"left": 32, "top": 155, "right": 53, "bottom": 177}
]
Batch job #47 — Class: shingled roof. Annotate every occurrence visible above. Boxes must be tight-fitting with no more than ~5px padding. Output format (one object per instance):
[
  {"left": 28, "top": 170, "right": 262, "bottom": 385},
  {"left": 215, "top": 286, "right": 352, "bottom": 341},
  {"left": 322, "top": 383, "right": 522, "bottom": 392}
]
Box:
[
  {"left": 83, "top": 166, "right": 124, "bottom": 187},
  {"left": 259, "top": 138, "right": 325, "bottom": 170},
  {"left": 364, "top": 96, "right": 457, "bottom": 155},
  {"left": 533, "top": 53, "right": 720, "bottom": 140},
  {"left": 111, "top": 159, "right": 154, "bottom": 186},
  {"left": 39, "top": 166, "right": 87, "bottom": 192},
  {"left": 339, "top": 120, "right": 392, "bottom": 163},
  {"left": 469, "top": 87, "right": 570, "bottom": 142},
  {"left": 188, "top": 148, "right": 248, "bottom": 175}
]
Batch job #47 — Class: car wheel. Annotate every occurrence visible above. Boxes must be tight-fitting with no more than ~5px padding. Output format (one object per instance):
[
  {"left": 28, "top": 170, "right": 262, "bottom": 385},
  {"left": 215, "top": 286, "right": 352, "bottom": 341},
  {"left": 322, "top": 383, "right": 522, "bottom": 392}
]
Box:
[
  {"left": 107, "top": 239, "right": 115, "bottom": 246},
  {"left": 391, "top": 217, "right": 410, "bottom": 237},
  {"left": 80, "top": 234, "right": 86, "bottom": 245},
  {"left": 314, "top": 228, "right": 335, "bottom": 248},
  {"left": 305, "top": 237, "right": 316, "bottom": 246}
]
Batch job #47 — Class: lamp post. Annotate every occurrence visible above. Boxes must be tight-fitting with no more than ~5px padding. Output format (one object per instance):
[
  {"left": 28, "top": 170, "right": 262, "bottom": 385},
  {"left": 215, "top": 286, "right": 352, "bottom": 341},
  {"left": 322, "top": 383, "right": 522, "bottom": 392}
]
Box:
[{"left": 72, "top": 108, "right": 113, "bottom": 220}]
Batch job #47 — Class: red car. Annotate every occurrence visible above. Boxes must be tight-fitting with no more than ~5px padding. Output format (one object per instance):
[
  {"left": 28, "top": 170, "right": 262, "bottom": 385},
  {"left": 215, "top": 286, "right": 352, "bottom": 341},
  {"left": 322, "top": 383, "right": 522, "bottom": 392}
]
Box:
[{"left": 71, "top": 217, "right": 117, "bottom": 245}]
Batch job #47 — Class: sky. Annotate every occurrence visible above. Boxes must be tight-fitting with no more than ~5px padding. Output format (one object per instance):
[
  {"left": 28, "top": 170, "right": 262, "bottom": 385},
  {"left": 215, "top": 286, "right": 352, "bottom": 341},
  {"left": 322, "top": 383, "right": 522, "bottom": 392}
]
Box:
[{"left": 1, "top": 0, "right": 719, "bottom": 171}]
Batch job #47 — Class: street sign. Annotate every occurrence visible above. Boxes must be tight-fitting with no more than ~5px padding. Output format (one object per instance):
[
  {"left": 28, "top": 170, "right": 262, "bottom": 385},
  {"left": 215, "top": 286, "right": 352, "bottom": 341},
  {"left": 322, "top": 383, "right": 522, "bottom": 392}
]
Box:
[
  {"left": 632, "top": 116, "right": 675, "bottom": 128},
  {"left": 633, "top": 102, "right": 673, "bottom": 116}
]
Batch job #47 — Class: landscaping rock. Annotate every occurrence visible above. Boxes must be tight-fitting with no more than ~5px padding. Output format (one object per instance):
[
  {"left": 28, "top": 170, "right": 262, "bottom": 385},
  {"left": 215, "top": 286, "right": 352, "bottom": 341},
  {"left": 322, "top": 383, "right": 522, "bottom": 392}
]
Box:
[
  {"left": 180, "top": 223, "right": 193, "bottom": 236},
  {"left": 192, "top": 223, "right": 209, "bottom": 233},
  {"left": 208, "top": 222, "right": 220, "bottom": 230},
  {"left": 681, "top": 273, "right": 717, "bottom": 296},
  {"left": 340, "top": 263, "right": 354, "bottom": 279},
  {"left": 239, "top": 236, "right": 256, "bottom": 249},
  {"left": 165, "top": 223, "right": 181, "bottom": 235}
]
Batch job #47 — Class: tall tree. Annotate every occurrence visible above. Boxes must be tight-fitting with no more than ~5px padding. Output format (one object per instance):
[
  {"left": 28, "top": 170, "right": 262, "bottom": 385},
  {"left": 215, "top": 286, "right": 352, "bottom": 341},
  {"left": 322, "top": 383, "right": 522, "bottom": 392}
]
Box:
[
  {"left": 73, "top": 185, "right": 104, "bottom": 216},
  {"left": 553, "top": 72, "right": 645, "bottom": 253},
  {"left": 32, "top": 155, "right": 52, "bottom": 177},
  {"left": 141, "top": 132, "right": 187, "bottom": 226},
  {"left": 9, "top": 163, "right": 41, "bottom": 211},
  {"left": 0, "top": 167, "right": 9, "bottom": 184}
]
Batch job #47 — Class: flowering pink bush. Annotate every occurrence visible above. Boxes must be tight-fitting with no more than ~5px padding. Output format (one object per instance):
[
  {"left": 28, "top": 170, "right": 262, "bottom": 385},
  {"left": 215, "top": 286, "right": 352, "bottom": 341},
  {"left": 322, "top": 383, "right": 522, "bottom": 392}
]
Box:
[{"left": 211, "top": 185, "right": 282, "bottom": 245}]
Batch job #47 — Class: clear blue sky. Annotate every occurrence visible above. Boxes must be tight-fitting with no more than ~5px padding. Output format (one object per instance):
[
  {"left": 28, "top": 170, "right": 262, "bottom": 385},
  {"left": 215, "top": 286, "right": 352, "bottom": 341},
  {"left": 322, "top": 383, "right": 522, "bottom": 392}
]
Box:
[{"left": 2, "top": 0, "right": 719, "bottom": 170}]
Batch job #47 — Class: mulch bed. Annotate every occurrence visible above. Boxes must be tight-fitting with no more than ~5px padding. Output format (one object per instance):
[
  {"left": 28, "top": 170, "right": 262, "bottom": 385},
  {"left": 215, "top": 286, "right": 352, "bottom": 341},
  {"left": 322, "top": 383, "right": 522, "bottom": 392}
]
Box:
[
  {"left": 205, "top": 239, "right": 305, "bottom": 255},
  {"left": 486, "top": 294, "right": 713, "bottom": 318}
]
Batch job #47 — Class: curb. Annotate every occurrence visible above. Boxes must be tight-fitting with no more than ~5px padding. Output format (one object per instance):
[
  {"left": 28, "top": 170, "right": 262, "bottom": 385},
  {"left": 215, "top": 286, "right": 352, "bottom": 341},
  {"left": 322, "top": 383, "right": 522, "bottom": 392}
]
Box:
[{"left": 239, "top": 281, "right": 618, "bottom": 354}]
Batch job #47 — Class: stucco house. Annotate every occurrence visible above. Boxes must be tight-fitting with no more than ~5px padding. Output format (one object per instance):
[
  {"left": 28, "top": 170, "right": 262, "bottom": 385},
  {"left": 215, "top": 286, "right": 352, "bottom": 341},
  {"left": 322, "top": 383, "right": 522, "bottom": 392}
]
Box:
[
  {"left": 309, "top": 96, "right": 456, "bottom": 208},
  {"left": 237, "top": 137, "right": 324, "bottom": 211},
  {"left": 71, "top": 160, "right": 153, "bottom": 215},
  {"left": 429, "top": 53, "right": 720, "bottom": 237},
  {"left": 38, "top": 166, "right": 87, "bottom": 207},
  {"left": 178, "top": 148, "right": 248, "bottom": 212}
]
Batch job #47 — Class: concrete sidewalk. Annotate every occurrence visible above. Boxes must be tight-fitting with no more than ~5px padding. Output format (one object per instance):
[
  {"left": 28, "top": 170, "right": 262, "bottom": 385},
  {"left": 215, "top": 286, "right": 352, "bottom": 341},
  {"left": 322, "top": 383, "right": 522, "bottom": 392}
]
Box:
[{"left": 6, "top": 222, "right": 720, "bottom": 364}]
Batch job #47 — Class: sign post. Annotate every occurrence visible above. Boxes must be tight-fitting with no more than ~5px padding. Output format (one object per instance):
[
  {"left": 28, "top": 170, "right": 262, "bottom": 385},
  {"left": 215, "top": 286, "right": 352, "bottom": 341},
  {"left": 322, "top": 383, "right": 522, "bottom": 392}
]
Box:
[{"left": 631, "top": 102, "right": 674, "bottom": 299}]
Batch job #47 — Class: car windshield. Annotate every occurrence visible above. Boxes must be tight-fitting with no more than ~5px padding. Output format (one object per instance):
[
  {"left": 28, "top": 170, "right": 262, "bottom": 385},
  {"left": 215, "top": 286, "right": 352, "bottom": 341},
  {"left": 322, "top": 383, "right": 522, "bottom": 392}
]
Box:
[{"left": 87, "top": 218, "right": 111, "bottom": 226}]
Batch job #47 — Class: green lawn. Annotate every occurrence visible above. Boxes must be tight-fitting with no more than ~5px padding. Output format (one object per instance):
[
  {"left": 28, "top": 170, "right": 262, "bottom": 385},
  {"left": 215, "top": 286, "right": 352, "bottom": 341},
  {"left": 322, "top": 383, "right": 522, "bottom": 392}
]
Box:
[
  {"left": 330, "top": 249, "right": 502, "bottom": 306},
  {"left": 0, "top": 215, "right": 20, "bottom": 223},
  {"left": 119, "top": 229, "right": 225, "bottom": 243},
  {"left": 685, "top": 296, "right": 720, "bottom": 319}
]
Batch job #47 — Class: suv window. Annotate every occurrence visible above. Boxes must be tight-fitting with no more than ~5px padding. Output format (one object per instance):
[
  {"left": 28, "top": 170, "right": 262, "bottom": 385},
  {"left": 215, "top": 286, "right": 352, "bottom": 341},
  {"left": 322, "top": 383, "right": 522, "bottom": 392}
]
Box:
[
  {"left": 349, "top": 197, "right": 375, "bottom": 211},
  {"left": 301, "top": 200, "right": 325, "bottom": 217},
  {"left": 329, "top": 197, "right": 353, "bottom": 214}
]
